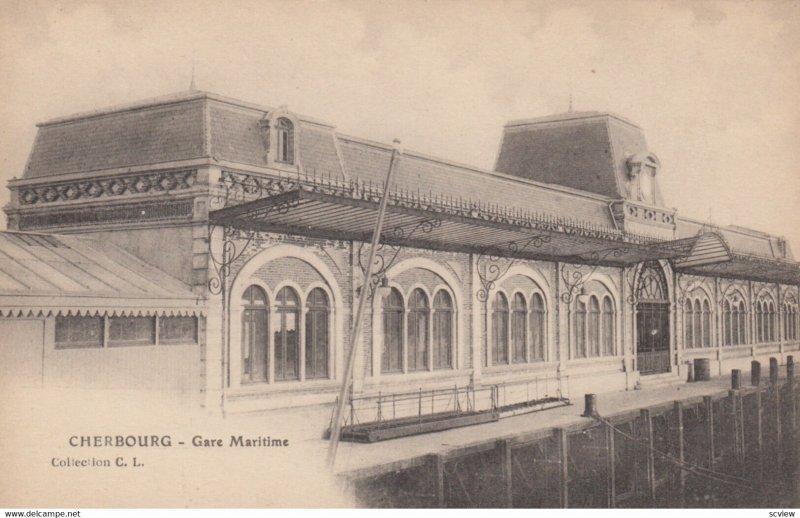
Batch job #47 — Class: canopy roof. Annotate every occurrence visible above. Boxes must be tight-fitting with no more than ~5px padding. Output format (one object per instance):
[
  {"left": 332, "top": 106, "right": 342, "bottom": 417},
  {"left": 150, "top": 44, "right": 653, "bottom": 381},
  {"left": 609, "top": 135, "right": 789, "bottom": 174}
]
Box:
[
  {"left": 209, "top": 174, "right": 800, "bottom": 286},
  {"left": 0, "top": 231, "right": 204, "bottom": 317}
]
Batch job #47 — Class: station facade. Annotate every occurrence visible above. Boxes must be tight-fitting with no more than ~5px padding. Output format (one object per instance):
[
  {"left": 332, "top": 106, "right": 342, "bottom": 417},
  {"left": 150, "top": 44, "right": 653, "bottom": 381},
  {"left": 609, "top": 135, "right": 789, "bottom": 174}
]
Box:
[{"left": 2, "top": 90, "right": 798, "bottom": 413}]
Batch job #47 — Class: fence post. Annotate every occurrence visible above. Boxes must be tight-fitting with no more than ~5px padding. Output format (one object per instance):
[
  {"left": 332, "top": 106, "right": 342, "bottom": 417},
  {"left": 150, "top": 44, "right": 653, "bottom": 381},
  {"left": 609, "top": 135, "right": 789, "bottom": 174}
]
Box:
[
  {"left": 755, "top": 389, "right": 764, "bottom": 482},
  {"left": 673, "top": 401, "right": 686, "bottom": 508},
  {"left": 703, "top": 396, "right": 715, "bottom": 469},
  {"left": 606, "top": 421, "right": 616, "bottom": 508},
  {"left": 429, "top": 454, "right": 445, "bottom": 508},
  {"left": 640, "top": 408, "right": 656, "bottom": 506},
  {"left": 498, "top": 439, "right": 513, "bottom": 508},
  {"left": 556, "top": 428, "right": 568, "bottom": 508}
]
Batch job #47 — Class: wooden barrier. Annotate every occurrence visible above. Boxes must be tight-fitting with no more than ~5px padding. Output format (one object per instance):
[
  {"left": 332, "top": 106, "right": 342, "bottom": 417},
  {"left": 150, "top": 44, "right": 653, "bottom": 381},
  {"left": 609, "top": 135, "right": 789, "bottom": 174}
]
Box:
[{"left": 344, "top": 378, "right": 800, "bottom": 508}]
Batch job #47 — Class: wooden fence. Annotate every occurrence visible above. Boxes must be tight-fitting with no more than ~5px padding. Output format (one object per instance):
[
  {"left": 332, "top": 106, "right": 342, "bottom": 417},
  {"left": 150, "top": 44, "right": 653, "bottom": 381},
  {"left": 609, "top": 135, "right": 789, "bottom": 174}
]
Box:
[{"left": 342, "top": 374, "right": 799, "bottom": 508}]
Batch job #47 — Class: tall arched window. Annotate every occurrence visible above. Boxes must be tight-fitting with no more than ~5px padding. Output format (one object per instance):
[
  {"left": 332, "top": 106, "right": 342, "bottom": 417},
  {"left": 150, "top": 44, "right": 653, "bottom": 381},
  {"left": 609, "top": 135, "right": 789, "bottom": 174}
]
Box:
[
  {"left": 575, "top": 299, "right": 587, "bottom": 359},
  {"left": 756, "top": 301, "right": 764, "bottom": 343},
  {"left": 738, "top": 301, "right": 747, "bottom": 345},
  {"left": 602, "top": 296, "right": 615, "bottom": 356},
  {"left": 492, "top": 292, "right": 509, "bottom": 365},
  {"left": 702, "top": 300, "right": 711, "bottom": 347},
  {"left": 407, "top": 289, "right": 429, "bottom": 372},
  {"left": 432, "top": 290, "right": 453, "bottom": 370},
  {"left": 530, "top": 293, "right": 546, "bottom": 361},
  {"left": 588, "top": 296, "right": 601, "bottom": 357},
  {"left": 511, "top": 293, "right": 528, "bottom": 363},
  {"left": 275, "top": 287, "right": 300, "bottom": 381},
  {"left": 723, "top": 300, "right": 732, "bottom": 346},
  {"left": 785, "top": 303, "right": 798, "bottom": 341},
  {"left": 693, "top": 299, "right": 702, "bottom": 348},
  {"left": 767, "top": 301, "right": 776, "bottom": 342},
  {"left": 242, "top": 285, "right": 269, "bottom": 383},
  {"left": 276, "top": 118, "right": 294, "bottom": 164},
  {"left": 684, "top": 300, "right": 694, "bottom": 348},
  {"left": 305, "top": 288, "right": 329, "bottom": 380},
  {"left": 382, "top": 288, "right": 404, "bottom": 373},
  {"left": 731, "top": 301, "right": 740, "bottom": 345}
]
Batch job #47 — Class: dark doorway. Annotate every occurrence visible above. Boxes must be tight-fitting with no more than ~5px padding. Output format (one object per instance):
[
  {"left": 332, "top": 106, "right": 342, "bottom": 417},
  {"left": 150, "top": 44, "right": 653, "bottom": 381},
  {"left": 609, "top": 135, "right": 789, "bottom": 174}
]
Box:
[{"left": 635, "top": 264, "right": 671, "bottom": 375}]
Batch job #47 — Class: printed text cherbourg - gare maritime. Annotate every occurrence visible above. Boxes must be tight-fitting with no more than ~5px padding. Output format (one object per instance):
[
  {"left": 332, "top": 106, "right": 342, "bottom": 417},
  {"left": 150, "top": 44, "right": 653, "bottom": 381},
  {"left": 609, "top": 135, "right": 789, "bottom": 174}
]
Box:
[{"left": 68, "top": 435, "right": 290, "bottom": 447}]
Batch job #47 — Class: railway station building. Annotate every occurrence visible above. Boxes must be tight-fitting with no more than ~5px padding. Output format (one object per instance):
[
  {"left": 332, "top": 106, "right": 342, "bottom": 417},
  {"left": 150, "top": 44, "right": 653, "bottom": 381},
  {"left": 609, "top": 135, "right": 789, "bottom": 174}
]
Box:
[{"left": 2, "top": 90, "right": 798, "bottom": 414}]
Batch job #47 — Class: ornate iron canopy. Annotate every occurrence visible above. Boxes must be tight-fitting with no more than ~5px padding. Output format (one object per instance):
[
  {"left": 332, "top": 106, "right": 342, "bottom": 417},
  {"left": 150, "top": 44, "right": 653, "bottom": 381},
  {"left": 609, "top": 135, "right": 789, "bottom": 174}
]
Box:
[{"left": 208, "top": 172, "right": 800, "bottom": 286}]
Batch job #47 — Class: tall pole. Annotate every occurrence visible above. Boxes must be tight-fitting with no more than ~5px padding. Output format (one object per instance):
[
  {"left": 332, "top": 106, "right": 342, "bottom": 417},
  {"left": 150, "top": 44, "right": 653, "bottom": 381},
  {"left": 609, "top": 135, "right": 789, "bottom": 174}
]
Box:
[{"left": 327, "top": 139, "right": 402, "bottom": 469}]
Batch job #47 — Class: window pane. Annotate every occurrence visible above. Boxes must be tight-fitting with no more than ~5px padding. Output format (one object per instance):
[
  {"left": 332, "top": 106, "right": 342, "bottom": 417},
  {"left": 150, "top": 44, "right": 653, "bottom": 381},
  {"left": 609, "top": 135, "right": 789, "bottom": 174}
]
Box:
[
  {"left": 575, "top": 301, "right": 586, "bottom": 358},
  {"left": 724, "top": 301, "right": 731, "bottom": 346},
  {"left": 738, "top": 302, "right": 746, "bottom": 345},
  {"left": 492, "top": 293, "right": 509, "bottom": 365},
  {"left": 407, "top": 306, "right": 429, "bottom": 371},
  {"left": 702, "top": 301, "right": 711, "bottom": 347},
  {"left": 55, "top": 316, "right": 103, "bottom": 348},
  {"left": 589, "top": 297, "right": 600, "bottom": 357},
  {"left": 305, "top": 288, "right": 329, "bottom": 379},
  {"left": 433, "top": 291, "right": 453, "bottom": 370},
  {"left": 382, "top": 288, "right": 403, "bottom": 373},
  {"left": 602, "top": 297, "right": 614, "bottom": 356},
  {"left": 109, "top": 316, "right": 155, "bottom": 346},
  {"left": 243, "top": 285, "right": 267, "bottom": 305},
  {"left": 693, "top": 300, "right": 702, "bottom": 349},
  {"left": 531, "top": 293, "right": 545, "bottom": 361},
  {"left": 684, "top": 301, "right": 693, "bottom": 349},
  {"left": 512, "top": 293, "right": 527, "bottom": 363},
  {"left": 159, "top": 316, "right": 197, "bottom": 344},
  {"left": 242, "top": 308, "right": 268, "bottom": 382}
]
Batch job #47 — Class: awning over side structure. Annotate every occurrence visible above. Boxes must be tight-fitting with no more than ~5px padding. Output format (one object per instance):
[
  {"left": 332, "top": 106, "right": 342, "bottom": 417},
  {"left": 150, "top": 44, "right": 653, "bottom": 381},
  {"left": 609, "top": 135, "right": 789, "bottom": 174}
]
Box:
[
  {"left": 0, "top": 231, "right": 204, "bottom": 317},
  {"left": 208, "top": 175, "right": 800, "bottom": 286}
]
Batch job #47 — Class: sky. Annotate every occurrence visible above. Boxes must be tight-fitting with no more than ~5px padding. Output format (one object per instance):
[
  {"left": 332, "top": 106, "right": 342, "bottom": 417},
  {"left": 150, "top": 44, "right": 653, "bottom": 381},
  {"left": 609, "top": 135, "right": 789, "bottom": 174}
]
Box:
[{"left": 0, "top": 0, "right": 798, "bottom": 251}]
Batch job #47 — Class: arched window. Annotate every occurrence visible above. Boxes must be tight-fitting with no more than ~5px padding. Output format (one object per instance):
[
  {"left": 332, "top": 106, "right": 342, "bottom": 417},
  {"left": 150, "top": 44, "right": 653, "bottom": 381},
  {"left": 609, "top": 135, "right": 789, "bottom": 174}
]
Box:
[
  {"left": 693, "top": 299, "right": 702, "bottom": 349},
  {"left": 530, "top": 293, "right": 546, "bottom": 361},
  {"left": 242, "top": 285, "right": 269, "bottom": 383},
  {"left": 768, "top": 301, "right": 776, "bottom": 342},
  {"left": 274, "top": 287, "right": 300, "bottom": 381},
  {"left": 602, "top": 296, "right": 615, "bottom": 356},
  {"left": 305, "top": 288, "right": 329, "bottom": 380},
  {"left": 723, "top": 300, "right": 732, "bottom": 346},
  {"left": 511, "top": 293, "right": 528, "bottom": 363},
  {"left": 588, "top": 296, "right": 601, "bottom": 357},
  {"left": 786, "top": 304, "right": 798, "bottom": 341},
  {"left": 684, "top": 300, "right": 694, "bottom": 349},
  {"left": 276, "top": 118, "right": 294, "bottom": 164},
  {"left": 492, "top": 292, "right": 509, "bottom": 365},
  {"left": 432, "top": 290, "right": 453, "bottom": 370},
  {"left": 575, "top": 299, "right": 587, "bottom": 359},
  {"left": 382, "top": 288, "right": 404, "bottom": 373},
  {"left": 702, "top": 300, "right": 711, "bottom": 347},
  {"left": 756, "top": 301, "right": 764, "bottom": 343},
  {"left": 407, "top": 289, "right": 429, "bottom": 372},
  {"left": 738, "top": 301, "right": 747, "bottom": 345}
]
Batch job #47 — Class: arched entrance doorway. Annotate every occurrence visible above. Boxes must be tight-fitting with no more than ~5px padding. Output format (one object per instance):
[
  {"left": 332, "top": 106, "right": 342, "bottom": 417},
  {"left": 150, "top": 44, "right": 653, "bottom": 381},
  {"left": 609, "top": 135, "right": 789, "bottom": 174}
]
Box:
[{"left": 636, "top": 263, "right": 671, "bottom": 375}]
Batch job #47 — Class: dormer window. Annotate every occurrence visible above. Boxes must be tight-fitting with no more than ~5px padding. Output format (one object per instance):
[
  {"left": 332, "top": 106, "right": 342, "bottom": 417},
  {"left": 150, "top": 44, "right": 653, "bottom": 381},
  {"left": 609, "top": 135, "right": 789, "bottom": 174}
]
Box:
[
  {"left": 626, "top": 152, "right": 660, "bottom": 205},
  {"left": 276, "top": 118, "right": 294, "bottom": 164}
]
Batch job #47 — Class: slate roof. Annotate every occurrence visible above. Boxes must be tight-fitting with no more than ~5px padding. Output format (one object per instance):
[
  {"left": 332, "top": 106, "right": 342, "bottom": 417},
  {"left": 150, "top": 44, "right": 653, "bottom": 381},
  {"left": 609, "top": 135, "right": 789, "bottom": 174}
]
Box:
[
  {"left": 18, "top": 90, "right": 790, "bottom": 262},
  {"left": 495, "top": 111, "right": 656, "bottom": 202},
  {"left": 0, "top": 231, "right": 203, "bottom": 316}
]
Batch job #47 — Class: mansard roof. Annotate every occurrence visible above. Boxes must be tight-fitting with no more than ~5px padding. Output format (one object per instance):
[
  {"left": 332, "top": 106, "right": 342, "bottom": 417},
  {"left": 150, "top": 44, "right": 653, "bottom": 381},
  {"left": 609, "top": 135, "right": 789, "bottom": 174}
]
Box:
[{"left": 17, "top": 90, "right": 794, "bottom": 265}]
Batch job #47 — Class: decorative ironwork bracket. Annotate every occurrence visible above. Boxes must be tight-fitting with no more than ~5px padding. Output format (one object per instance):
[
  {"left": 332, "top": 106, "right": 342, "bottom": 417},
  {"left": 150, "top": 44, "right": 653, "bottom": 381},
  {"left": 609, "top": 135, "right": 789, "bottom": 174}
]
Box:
[
  {"left": 475, "top": 234, "right": 552, "bottom": 303},
  {"left": 356, "top": 218, "right": 443, "bottom": 300},
  {"left": 559, "top": 246, "right": 631, "bottom": 304},
  {"left": 207, "top": 199, "right": 298, "bottom": 295},
  {"left": 675, "top": 273, "right": 706, "bottom": 307}
]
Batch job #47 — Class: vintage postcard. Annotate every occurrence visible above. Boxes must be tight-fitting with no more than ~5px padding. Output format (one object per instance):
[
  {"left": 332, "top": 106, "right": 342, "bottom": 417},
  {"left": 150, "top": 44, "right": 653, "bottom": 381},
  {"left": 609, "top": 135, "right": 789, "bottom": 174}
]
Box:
[{"left": 0, "top": 0, "right": 798, "bottom": 510}]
